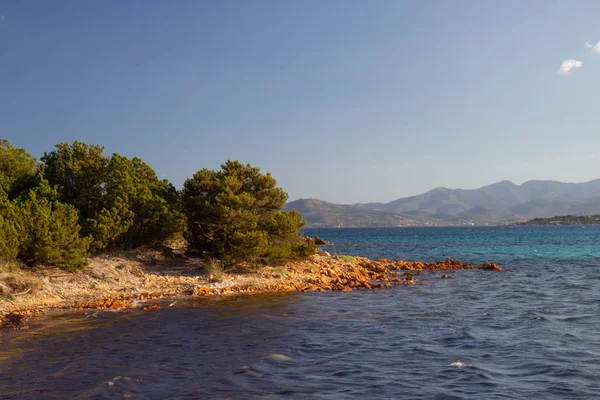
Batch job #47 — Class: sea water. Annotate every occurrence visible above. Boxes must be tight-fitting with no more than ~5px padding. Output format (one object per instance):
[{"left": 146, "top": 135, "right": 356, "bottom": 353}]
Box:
[{"left": 2, "top": 226, "right": 600, "bottom": 399}]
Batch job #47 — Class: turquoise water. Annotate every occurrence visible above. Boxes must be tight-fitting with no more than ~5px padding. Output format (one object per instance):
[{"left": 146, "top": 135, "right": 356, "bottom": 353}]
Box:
[
  {"left": 2, "top": 226, "right": 600, "bottom": 399},
  {"left": 306, "top": 226, "right": 600, "bottom": 263}
]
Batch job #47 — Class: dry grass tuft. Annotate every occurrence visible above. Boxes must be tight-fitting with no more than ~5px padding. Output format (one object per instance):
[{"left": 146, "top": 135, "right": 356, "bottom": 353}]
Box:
[
  {"left": 204, "top": 258, "right": 224, "bottom": 283},
  {"left": 336, "top": 255, "right": 356, "bottom": 264},
  {"left": 0, "top": 273, "right": 44, "bottom": 296},
  {"left": 273, "top": 266, "right": 288, "bottom": 278},
  {"left": 0, "top": 260, "right": 21, "bottom": 273}
]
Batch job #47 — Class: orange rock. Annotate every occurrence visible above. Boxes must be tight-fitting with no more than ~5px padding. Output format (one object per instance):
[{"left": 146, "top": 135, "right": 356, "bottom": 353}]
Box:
[
  {"left": 481, "top": 261, "right": 502, "bottom": 271},
  {"left": 108, "top": 300, "right": 129, "bottom": 309}
]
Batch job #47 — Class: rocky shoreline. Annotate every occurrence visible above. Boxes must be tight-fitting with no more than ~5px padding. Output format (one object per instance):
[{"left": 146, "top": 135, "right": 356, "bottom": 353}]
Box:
[{"left": 0, "top": 253, "right": 501, "bottom": 337}]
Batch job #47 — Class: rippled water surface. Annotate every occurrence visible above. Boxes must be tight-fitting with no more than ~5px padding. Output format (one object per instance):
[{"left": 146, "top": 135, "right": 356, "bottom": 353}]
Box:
[{"left": 2, "top": 226, "right": 600, "bottom": 399}]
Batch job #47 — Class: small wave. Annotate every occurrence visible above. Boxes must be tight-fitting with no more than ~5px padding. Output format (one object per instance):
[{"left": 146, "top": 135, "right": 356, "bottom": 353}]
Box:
[
  {"left": 449, "top": 359, "right": 470, "bottom": 369},
  {"left": 107, "top": 376, "right": 131, "bottom": 387},
  {"left": 240, "top": 365, "right": 263, "bottom": 378},
  {"left": 267, "top": 353, "right": 292, "bottom": 362}
]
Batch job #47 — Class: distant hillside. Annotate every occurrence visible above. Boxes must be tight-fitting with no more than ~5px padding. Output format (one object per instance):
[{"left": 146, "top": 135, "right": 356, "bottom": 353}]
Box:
[
  {"left": 457, "top": 204, "right": 517, "bottom": 220},
  {"left": 357, "top": 179, "right": 600, "bottom": 215},
  {"left": 284, "top": 199, "right": 419, "bottom": 228},
  {"left": 509, "top": 196, "right": 600, "bottom": 218},
  {"left": 287, "top": 179, "right": 600, "bottom": 227}
]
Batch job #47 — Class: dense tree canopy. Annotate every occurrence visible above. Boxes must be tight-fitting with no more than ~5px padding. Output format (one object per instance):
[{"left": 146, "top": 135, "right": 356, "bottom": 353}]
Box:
[
  {"left": 0, "top": 140, "right": 37, "bottom": 184},
  {"left": 0, "top": 139, "right": 313, "bottom": 270},
  {"left": 182, "top": 160, "right": 315, "bottom": 262},
  {"left": 0, "top": 140, "right": 38, "bottom": 198},
  {"left": 42, "top": 142, "right": 183, "bottom": 250},
  {"left": 17, "top": 185, "right": 92, "bottom": 271},
  {"left": 0, "top": 191, "right": 22, "bottom": 262},
  {"left": 0, "top": 141, "right": 91, "bottom": 269},
  {"left": 41, "top": 142, "right": 108, "bottom": 237}
]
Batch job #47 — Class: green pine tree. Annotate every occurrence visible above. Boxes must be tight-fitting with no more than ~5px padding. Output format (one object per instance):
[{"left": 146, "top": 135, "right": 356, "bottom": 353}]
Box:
[{"left": 182, "top": 160, "right": 315, "bottom": 263}]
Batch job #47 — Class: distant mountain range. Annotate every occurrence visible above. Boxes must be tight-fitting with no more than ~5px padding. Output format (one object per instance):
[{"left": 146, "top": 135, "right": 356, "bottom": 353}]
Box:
[{"left": 285, "top": 179, "right": 600, "bottom": 227}]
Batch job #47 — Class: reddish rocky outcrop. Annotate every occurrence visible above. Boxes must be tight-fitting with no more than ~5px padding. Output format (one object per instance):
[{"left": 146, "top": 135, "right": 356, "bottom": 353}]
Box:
[
  {"left": 1, "top": 255, "right": 502, "bottom": 317},
  {"left": 481, "top": 261, "right": 502, "bottom": 271},
  {"left": 74, "top": 255, "right": 503, "bottom": 307}
]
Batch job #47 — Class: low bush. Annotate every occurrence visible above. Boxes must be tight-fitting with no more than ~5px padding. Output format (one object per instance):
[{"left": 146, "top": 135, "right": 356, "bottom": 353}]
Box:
[
  {"left": 0, "top": 207, "right": 21, "bottom": 263},
  {"left": 18, "top": 191, "right": 92, "bottom": 271}
]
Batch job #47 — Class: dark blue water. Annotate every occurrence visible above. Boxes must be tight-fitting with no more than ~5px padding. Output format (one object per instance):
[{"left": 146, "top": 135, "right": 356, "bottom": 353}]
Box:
[{"left": 2, "top": 226, "right": 600, "bottom": 399}]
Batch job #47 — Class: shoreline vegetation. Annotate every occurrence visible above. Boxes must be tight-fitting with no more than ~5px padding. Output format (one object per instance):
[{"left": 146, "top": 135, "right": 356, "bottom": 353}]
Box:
[
  {"left": 0, "top": 139, "right": 501, "bottom": 338},
  {"left": 0, "top": 251, "right": 501, "bottom": 335},
  {"left": 517, "top": 215, "right": 600, "bottom": 225}
]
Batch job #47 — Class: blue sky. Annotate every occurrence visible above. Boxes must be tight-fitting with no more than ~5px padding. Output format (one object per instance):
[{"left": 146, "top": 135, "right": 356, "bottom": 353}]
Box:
[{"left": 1, "top": 0, "right": 599, "bottom": 203}]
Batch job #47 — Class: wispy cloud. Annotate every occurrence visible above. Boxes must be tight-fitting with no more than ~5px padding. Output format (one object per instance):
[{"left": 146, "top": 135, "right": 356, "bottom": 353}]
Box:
[
  {"left": 586, "top": 41, "right": 600, "bottom": 54},
  {"left": 557, "top": 59, "right": 582, "bottom": 74}
]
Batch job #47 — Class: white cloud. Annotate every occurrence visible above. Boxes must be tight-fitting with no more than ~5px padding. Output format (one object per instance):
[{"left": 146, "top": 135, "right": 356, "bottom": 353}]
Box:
[
  {"left": 586, "top": 41, "right": 600, "bottom": 54},
  {"left": 557, "top": 59, "right": 582, "bottom": 74}
]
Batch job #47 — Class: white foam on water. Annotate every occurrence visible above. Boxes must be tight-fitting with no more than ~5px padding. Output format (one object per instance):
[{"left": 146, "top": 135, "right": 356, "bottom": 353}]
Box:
[
  {"left": 267, "top": 354, "right": 292, "bottom": 362},
  {"left": 107, "top": 376, "right": 131, "bottom": 386},
  {"left": 449, "top": 360, "right": 469, "bottom": 368}
]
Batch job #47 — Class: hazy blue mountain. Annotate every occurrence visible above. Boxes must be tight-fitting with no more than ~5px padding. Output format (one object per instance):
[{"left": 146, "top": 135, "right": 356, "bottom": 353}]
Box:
[
  {"left": 569, "top": 196, "right": 600, "bottom": 215},
  {"left": 357, "top": 179, "right": 600, "bottom": 215},
  {"left": 457, "top": 204, "right": 516, "bottom": 220},
  {"left": 287, "top": 179, "right": 600, "bottom": 227},
  {"left": 509, "top": 197, "right": 583, "bottom": 218},
  {"left": 508, "top": 196, "right": 600, "bottom": 218}
]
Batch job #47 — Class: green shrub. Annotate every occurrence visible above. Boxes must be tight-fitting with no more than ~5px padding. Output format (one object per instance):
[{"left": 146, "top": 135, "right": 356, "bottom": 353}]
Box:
[
  {"left": 0, "top": 139, "right": 38, "bottom": 194},
  {"left": 291, "top": 238, "right": 318, "bottom": 258},
  {"left": 0, "top": 194, "right": 21, "bottom": 262},
  {"left": 18, "top": 190, "right": 92, "bottom": 271},
  {"left": 0, "top": 139, "right": 186, "bottom": 269},
  {"left": 42, "top": 141, "right": 184, "bottom": 251},
  {"left": 0, "top": 215, "right": 20, "bottom": 262},
  {"left": 105, "top": 155, "right": 184, "bottom": 249},
  {"left": 182, "top": 161, "right": 315, "bottom": 263}
]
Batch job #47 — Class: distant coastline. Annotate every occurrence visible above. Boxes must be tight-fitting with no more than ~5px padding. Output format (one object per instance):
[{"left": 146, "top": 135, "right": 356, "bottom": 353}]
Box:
[
  {"left": 286, "top": 179, "right": 600, "bottom": 228},
  {"left": 517, "top": 215, "right": 600, "bottom": 226}
]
